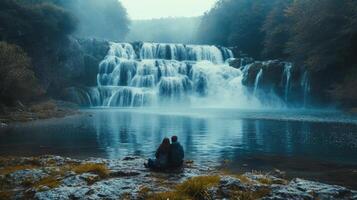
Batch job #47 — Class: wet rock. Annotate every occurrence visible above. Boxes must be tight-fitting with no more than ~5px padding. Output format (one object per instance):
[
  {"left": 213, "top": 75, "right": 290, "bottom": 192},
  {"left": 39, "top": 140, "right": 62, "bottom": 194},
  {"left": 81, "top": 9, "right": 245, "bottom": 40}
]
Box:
[
  {"left": 271, "top": 169, "right": 286, "bottom": 178},
  {"left": 228, "top": 57, "right": 255, "bottom": 69},
  {"left": 289, "top": 178, "right": 354, "bottom": 200},
  {"left": 85, "top": 179, "right": 138, "bottom": 200},
  {"left": 265, "top": 178, "right": 357, "bottom": 200},
  {"left": 0, "top": 122, "right": 7, "bottom": 128},
  {"left": 267, "top": 184, "right": 314, "bottom": 200},
  {"left": 352, "top": 192, "right": 357, "bottom": 199},
  {"left": 122, "top": 156, "right": 137, "bottom": 161},
  {"left": 110, "top": 170, "right": 140, "bottom": 177},
  {"left": 2, "top": 155, "right": 357, "bottom": 200},
  {"left": 39, "top": 155, "right": 74, "bottom": 166},
  {"left": 220, "top": 176, "right": 246, "bottom": 189},
  {"left": 8, "top": 169, "right": 47, "bottom": 186},
  {"left": 242, "top": 60, "right": 286, "bottom": 88},
  {"left": 218, "top": 176, "right": 247, "bottom": 197},
  {"left": 35, "top": 186, "right": 90, "bottom": 200},
  {"left": 39, "top": 186, "right": 50, "bottom": 191},
  {"left": 243, "top": 172, "right": 286, "bottom": 185},
  {"left": 61, "top": 174, "right": 92, "bottom": 187}
]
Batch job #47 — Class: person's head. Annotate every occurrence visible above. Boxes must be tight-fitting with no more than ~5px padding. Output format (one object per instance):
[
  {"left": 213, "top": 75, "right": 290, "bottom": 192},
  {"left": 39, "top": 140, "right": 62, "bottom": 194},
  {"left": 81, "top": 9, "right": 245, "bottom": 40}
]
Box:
[
  {"left": 162, "top": 138, "right": 170, "bottom": 145},
  {"left": 171, "top": 136, "right": 178, "bottom": 143},
  {"left": 159, "top": 137, "right": 171, "bottom": 152}
]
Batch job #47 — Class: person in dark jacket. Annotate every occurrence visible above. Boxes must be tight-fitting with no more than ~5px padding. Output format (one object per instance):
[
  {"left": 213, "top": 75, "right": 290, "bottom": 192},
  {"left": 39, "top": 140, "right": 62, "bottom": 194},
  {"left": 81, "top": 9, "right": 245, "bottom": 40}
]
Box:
[
  {"left": 145, "top": 138, "right": 170, "bottom": 169},
  {"left": 168, "top": 136, "right": 184, "bottom": 168}
]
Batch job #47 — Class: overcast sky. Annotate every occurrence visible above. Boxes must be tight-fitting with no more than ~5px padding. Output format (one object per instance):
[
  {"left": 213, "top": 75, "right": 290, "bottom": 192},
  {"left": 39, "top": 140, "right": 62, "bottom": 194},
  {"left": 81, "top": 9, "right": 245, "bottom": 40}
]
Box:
[{"left": 120, "top": 0, "right": 217, "bottom": 20}]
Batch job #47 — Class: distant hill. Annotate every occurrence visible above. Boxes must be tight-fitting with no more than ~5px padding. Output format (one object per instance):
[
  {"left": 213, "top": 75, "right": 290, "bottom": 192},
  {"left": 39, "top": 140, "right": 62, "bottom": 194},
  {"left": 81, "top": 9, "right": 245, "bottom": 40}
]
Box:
[{"left": 126, "top": 17, "right": 201, "bottom": 44}]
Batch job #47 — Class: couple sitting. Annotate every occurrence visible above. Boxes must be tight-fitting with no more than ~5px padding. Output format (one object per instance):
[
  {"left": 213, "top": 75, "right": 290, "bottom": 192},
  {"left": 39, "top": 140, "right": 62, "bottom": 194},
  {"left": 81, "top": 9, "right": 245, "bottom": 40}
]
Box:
[{"left": 145, "top": 136, "right": 184, "bottom": 170}]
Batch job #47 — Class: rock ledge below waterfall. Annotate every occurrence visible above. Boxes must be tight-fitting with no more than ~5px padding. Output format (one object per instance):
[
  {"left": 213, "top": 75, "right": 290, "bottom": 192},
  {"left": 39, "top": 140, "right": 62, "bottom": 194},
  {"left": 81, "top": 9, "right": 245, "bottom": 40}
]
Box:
[{"left": 0, "top": 156, "right": 356, "bottom": 200}]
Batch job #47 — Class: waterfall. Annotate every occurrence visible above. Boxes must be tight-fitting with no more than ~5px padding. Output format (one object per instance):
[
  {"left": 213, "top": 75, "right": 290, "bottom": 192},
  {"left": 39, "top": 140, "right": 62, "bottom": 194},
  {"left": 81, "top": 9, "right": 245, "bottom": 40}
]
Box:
[
  {"left": 283, "top": 63, "right": 292, "bottom": 102},
  {"left": 71, "top": 42, "right": 269, "bottom": 108},
  {"left": 138, "top": 43, "right": 225, "bottom": 63},
  {"left": 301, "top": 71, "right": 310, "bottom": 108},
  {"left": 253, "top": 69, "right": 263, "bottom": 97}
]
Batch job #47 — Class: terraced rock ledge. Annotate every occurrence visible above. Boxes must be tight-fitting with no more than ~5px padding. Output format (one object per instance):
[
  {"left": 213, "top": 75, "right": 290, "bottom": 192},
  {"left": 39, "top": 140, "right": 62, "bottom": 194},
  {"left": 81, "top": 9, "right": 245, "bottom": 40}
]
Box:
[{"left": 0, "top": 156, "right": 356, "bottom": 200}]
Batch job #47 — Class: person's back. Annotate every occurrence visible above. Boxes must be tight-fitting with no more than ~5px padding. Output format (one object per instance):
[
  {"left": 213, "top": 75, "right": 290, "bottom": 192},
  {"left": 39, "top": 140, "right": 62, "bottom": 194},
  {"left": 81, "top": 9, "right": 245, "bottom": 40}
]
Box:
[
  {"left": 169, "top": 136, "right": 184, "bottom": 168},
  {"left": 146, "top": 138, "right": 170, "bottom": 170},
  {"left": 155, "top": 144, "right": 169, "bottom": 168}
]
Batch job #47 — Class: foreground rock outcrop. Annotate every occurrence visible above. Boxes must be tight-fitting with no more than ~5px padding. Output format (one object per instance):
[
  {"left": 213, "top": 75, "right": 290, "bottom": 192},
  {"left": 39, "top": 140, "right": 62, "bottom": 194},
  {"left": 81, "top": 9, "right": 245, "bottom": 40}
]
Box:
[{"left": 0, "top": 156, "right": 356, "bottom": 200}]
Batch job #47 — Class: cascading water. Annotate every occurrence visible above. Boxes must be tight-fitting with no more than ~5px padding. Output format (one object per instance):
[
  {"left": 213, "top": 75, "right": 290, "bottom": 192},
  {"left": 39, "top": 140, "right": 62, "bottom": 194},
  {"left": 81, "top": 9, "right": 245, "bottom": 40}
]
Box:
[
  {"left": 73, "top": 42, "right": 264, "bottom": 108},
  {"left": 301, "top": 71, "right": 310, "bottom": 108},
  {"left": 283, "top": 63, "right": 292, "bottom": 102},
  {"left": 253, "top": 69, "right": 263, "bottom": 97}
]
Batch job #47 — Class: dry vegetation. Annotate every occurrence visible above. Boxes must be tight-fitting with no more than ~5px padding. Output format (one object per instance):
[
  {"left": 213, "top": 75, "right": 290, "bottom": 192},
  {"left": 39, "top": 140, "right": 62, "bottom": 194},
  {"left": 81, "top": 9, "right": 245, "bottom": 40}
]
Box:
[
  {"left": 141, "top": 174, "right": 275, "bottom": 200},
  {"left": 0, "top": 157, "right": 110, "bottom": 194},
  {"left": 0, "top": 165, "right": 38, "bottom": 175},
  {"left": 228, "top": 188, "right": 271, "bottom": 200},
  {"left": 142, "top": 176, "right": 220, "bottom": 200},
  {"left": 0, "top": 157, "right": 293, "bottom": 200},
  {"left": 0, "top": 100, "right": 78, "bottom": 123},
  {"left": 72, "top": 163, "right": 110, "bottom": 179}
]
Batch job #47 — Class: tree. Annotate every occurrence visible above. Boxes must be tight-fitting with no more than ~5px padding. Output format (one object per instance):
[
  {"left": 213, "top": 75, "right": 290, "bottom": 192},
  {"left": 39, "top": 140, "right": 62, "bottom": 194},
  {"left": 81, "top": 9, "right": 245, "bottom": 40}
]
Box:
[
  {"left": 0, "top": 42, "right": 44, "bottom": 104},
  {"left": 285, "top": 0, "right": 357, "bottom": 105},
  {"left": 16, "top": 0, "right": 130, "bottom": 40},
  {"left": 0, "top": 0, "right": 77, "bottom": 48},
  {"left": 197, "top": 0, "right": 277, "bottom": 58},
  {"left": 261, "top": 0, "right": 292, "bottom": 59}
]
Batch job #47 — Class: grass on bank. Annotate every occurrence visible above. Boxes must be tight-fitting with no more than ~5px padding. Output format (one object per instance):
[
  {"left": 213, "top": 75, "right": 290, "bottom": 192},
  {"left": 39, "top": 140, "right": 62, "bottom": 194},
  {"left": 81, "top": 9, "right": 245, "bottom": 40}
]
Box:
[
  {"left": 72, "top": 163, "right": 110, "bottom": 178},
  {"left": 0, "top": 191, "right": 12, "bottom": 200},
  {"left": 21, "top": 163, "right": 109, "bottom": 193},
  {"left": 0, "top": 157, "right": 110, "bottom": 194},
  {"left": 144, "top": 176, "right": 220, "bottom": 200},
  {"left": 23, "top": 176, "right": 61, "bottom": 190},
  {"left": 0, "top": 165, "right": 38, "bottom": 175},
  {"left": 228, "top": 188, "right": 271, "bottom": 200},
  {"left": 142, "top": 175, "right": 272, "bottom": 200}
]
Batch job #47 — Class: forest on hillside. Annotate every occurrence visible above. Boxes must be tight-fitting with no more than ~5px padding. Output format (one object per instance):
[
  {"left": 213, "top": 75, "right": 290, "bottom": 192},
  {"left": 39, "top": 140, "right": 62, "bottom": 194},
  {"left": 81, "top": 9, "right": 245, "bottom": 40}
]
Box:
[
  {"left": 0, "top": 0, "right": 129, "bottom": 107},
  {"left": 197, "top": 0, "right": 357, "bottom": 107}
]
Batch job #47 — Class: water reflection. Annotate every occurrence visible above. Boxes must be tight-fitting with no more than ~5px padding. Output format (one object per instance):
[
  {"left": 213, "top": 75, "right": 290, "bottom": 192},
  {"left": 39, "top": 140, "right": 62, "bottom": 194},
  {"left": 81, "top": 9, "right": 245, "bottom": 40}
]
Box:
[
  {"left": 81, "top": 109, "right": 357, "bottom": 166},
  {"left": 1, "top": 109, "right": 357, "bottom": 164},
  {"left": 1, "top": 109, "right": 357, "bottom": 188}
]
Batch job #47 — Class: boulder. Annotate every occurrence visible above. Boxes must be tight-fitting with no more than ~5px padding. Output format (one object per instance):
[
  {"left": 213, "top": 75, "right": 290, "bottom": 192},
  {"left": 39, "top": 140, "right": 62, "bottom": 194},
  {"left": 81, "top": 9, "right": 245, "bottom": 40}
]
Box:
[
  {"left": 289, "top": 178, "right": 354, "bottom": 200},
  {"left": 266, "top": 185, "right": 314, "bottom": 200},
  {"left": 0, "top": 122, "right": 7, "bottom": 128}
]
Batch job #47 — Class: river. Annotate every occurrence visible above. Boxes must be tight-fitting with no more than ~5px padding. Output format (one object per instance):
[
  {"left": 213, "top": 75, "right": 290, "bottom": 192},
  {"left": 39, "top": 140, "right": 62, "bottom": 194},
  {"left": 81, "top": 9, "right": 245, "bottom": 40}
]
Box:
[{"left": 1, "top": 108, "right": 357, "bottom": 188}]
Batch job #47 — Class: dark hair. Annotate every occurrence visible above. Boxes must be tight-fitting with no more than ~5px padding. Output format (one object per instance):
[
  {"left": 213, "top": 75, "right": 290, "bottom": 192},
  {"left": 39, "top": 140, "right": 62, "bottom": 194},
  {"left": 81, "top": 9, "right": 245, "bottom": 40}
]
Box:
[
  {"left": 158, "top": 138, "right": 170, "bottom": 153},
  {"left": 171, "top": 136, "right": 178, "bottom": 142}
]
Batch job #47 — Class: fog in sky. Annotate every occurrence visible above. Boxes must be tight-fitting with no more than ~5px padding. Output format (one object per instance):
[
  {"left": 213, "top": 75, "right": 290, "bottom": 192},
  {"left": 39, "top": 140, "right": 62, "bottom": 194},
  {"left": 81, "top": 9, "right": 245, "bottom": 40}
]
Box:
[{"left": 120, "top": 0, "right": 217, "bottom": 20}]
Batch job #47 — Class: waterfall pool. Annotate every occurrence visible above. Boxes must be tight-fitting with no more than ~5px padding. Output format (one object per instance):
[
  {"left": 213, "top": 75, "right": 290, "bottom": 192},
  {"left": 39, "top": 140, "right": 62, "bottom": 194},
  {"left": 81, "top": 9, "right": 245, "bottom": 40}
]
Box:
[{"left": 1, "top": 108, "right": 357, "bottom": 188}]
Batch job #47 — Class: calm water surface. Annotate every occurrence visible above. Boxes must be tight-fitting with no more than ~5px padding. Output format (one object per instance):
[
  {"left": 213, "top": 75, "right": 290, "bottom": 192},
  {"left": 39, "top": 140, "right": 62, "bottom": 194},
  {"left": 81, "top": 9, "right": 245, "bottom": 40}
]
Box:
[{"left": 1, "top": 108, "right": 357, "bottom": 188}]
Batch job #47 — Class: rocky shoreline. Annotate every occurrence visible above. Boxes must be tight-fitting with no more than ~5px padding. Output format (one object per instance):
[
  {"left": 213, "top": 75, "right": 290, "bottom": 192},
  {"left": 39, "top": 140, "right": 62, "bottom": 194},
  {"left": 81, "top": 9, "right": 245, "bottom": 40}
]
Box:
[
  {"left": 0, "top": 101, "right": 79, "bottom": 125},
  {"left": 0, "top": 156, "right": 356, "bottom": 200}
]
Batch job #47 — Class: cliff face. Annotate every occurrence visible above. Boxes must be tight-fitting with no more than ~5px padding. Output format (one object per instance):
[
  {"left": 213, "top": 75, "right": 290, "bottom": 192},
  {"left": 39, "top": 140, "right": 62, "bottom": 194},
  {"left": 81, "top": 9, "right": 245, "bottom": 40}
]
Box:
[
  {"left": 229, "top": 58, "right": 310, "bottom": 107},
  {"left": 36, "top": 37, "right": 109, "bottom": 99},
  {"left": 239, "top": 60, "right": 310, "bottom": 106}
]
